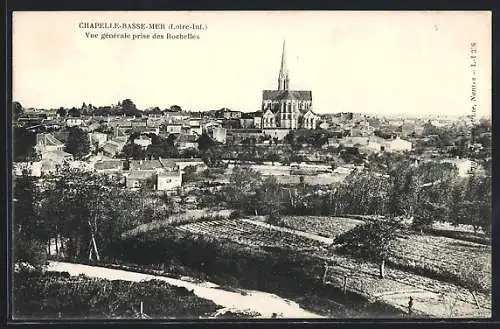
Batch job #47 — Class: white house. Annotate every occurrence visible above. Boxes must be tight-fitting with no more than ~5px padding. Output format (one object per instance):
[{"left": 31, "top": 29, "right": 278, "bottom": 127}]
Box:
[
  {"left": 441, "top": 158, "right": 478, "bottom": 177},
  {"left": 385, "top": 136, "right": 412, "bottom": 152},
  {"left": 66, "top": 118, "right": 84, "bottom": 127},
  {"left": 212, "top": 127, "right": 227, "bottom": 144},
  {"left": 166, "top": 124, "right": 183, "bottom": 134},
  {"left": 253, "top": 116, "right": 262, "bottom": 129},
  {"left": 133, "top": 135, "right": 152, "bottom": 149},
  {"left": 157, "top": 170, "right": 183, "bottom": 191},
  {"left": 35, "top": 133, "right": 65, "bottom": 154},
  {"left": 90, "top": 132, "right": 108, "bottom": 148}
]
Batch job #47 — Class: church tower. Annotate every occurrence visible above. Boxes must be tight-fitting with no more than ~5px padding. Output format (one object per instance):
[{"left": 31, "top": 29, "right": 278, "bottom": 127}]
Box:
[{"left": 278, "top": 40, "right": 290, "bottom": 91}]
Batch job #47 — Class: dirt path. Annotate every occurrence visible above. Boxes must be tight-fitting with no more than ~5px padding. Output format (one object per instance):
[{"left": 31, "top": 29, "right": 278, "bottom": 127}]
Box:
[{"left": 47, "top": 261, "right": 323, "bottom": 319}]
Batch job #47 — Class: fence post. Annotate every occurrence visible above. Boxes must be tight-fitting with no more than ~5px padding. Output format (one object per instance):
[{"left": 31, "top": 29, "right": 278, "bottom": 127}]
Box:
[
  {"left": 322, "top": 262, "right": 329, "bottom": 284},
  {"left": 343, "top": 276, "right": 348, "bottom": 294}
]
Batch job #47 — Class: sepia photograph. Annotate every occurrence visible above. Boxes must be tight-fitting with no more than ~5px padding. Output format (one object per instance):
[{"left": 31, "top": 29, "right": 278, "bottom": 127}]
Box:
[{"left": 11, "top": 10, "right": 492, "bottom": 320}]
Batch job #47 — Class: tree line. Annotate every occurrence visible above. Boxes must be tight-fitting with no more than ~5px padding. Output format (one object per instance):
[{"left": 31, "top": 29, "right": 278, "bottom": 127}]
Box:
[
  {"left": 218, "top": 160, "right": 491, "bottom": 234},
  {"left": 12, "top": 165, "right": 173, "bottom": 267}
]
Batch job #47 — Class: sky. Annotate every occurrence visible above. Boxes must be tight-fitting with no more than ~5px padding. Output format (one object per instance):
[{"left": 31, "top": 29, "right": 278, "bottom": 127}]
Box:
[{"left": 13, "top": 11, "right": 491, "bottom": 117}]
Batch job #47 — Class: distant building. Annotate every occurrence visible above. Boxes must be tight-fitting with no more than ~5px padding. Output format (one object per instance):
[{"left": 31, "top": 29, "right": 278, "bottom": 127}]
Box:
[
  {"left": 133, "top": 135, "right": 152, "bottom": 149},
  {"left": 157, "top": 170, "right": 182, "bottom": 191},
  {"left": 441, "top": 158, "right": 478, "bottom": 177},
  {"left": 94, "top": 159, "right": 124, "bottom": 174},
  {"left": 166, "top": 124, "right": 183, "bottom": 134},
  {"left": 189, "top": 125, "right": 203, "bottom": 136},
  {"left": 90, "top": 132, "right": 108, "bottom": 148},
  {"left": 340, "top": 136, "right": 412, "bottom": 153},
  {"left": 175, "top": 134, "right": 198, "bottom": 151},
  {"left": 202, "top": 120, "right": 222, "bottom": 133},
  {"left": 212, "top": 127, "right": 227, "bottom": 144},
  {"left": 66, "top": 118, "right": 84, "bottom": 127},
  {"left": 221, "top": 109, "right": 242, "bottom": 119},
  {"left": 35, "top": 133, "right": 65, "bottom": 154},
  {"left": 261, "top": 41, "right": 318, "bottom": 130},
  {"left": 41, "top": 150, "right": 74, "bottom": 162},
  {"left": 102, "top": 139, "right": 127, "bottom": 157},
  {"left": 385, "top": 136, "right": 412, "bottom": 152},
  {"left": 124, "top": 158, "right": 182, "bottom": 190},
  {"left": 13, "top": 161, "right": 42, "bottom": 177},
  {"left": 253, "top": 116, "right": 262, "bottom": 129}
]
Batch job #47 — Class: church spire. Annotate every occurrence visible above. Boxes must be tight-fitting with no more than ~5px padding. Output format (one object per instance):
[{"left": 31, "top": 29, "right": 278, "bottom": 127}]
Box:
[{"left": 278, "top": 40, "right": 289, "bottom": 91}]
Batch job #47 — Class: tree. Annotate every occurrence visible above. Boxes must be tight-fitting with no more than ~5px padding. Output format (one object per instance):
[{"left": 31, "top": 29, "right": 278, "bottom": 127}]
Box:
[
  {"left": 12, "top": 101, "right": 24, "bottom": 121},
  {"left": 67, "top": 107, "right": 81, "bottom": 117},
  {"left": 224, "top": 166, "right": 263, "bottom": 214},
  {"left": 65, "top": 127, "right": 90, "bottom": 159},
  {"left": 333, "top": 218, "right": 402, "bottom": 278},
  {"left": 169, "top": 105, "right": 182, "bottom": 112},
  {"left": 145, "top": 135, "right": 179, "bottom": 159},
  {"left": 56, "top": 107, "right": 67, "bottom": 117},
  {"left": 198, "top": 133, "right": 215, "bottom": 152},
  {"left": 182, "top": 165, "right": 198, "bottom": 184},
  {"left": 40, "top": 165, "right": 129, "bottom": 261},
  {"left": 255, "top": 176, "right": 283, "bottom": 221},
  {"left": 122, "top": 99, "right": 140, "bottom": 117},
  {"left": 121, "top": 143, "right": 146, "bottom": 160},
  {"left": 13, "top": 127, "right": 37, "bottom": 161},
  {"left": 12, "top": 172, "right": 48, "bottom": 268}
]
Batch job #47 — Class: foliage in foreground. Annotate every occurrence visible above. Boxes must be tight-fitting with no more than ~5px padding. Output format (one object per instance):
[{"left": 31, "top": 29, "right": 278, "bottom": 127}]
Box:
[{"left": 13, "top": 271, "right": 219, "bottom": 319}]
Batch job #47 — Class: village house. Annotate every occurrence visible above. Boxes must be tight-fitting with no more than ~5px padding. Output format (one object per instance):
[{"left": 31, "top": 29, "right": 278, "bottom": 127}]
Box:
[
  {"left": 175, "top": 134, "right": 198, "bottom": 151},
  {"left": 240, "top": 113, "right": 255, "bottom": 129},
  {"left": 165, "top": 158, "right": 207, "bottom": 171},
  {"left": 253, "top": 116, "right": 263, "bottom": 129},
  {"left": 102, "top": 137, "right": 127, "bottom": 157},
  {"left": 13, "top": 161, "right": 43, "bottom": 177},
  {"left": 93, "top": 159, "right": 124, "bottom": 174},
  {"left": 202, "top": 120, "right": 222, "bottom": 133},
  {"left": 319, "top": 121, "right": 330, "bottom": 130},
  {"left": 81, "top": 122, "right": 101, "bottom": 133},
  {"left": 133, "top": 135, "right": 153, "bottom": 149},
  {"left": 89, "top": 132, "right": 108, "bottom": 148},
  {"left": 35, "top": 133, "right": 65, "bottom": 154},
  {"left": 339, "top": 135, "right": 412, "bottom": 153},
  {"left": 146, "top": 117, "right": 164, "bottom": 128},
  {"left": 385, "top": 136, "right": 413, "bottom": 152},
  {"left": 165, "top": 112, "right": 190, "bottom": 123},
  {"left": 157, "top": 170, "right": 183, "bottom": 191},
  {"left": 212, "top": 127, "right": 227, "bottom": 144},
  {"left": 124, "top": 158, "right": 182, "bottom": 190},
  {"left": 189, "top": 124, "right": 203, "bottom": 136},
  {"left": 66, "top": 118, "right": 84, "bottom": 127},
  {"left": 440, "top": 158, "right": 478, "bottom": 178},
  {"left": 166, "top": 123, "right": 183, "bottom": 134}
]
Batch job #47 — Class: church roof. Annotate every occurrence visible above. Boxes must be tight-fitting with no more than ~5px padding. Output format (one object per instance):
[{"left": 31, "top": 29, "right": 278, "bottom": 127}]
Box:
[{"left": 262, "top": 90, "right": 312, "bottom": 101}]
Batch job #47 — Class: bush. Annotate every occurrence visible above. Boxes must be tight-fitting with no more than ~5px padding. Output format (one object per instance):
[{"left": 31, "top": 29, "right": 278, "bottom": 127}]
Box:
[
  {"left": 13, "top": 238, "right": 48, "bottom": 270},
  {"left": 12, "top": 272, "right": 219, "bottom": 319}
]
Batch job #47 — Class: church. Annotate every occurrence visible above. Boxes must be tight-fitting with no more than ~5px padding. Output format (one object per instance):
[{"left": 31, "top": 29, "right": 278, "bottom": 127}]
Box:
[{"left": 261, "top": 41, "right": 319, "bottom": 130}]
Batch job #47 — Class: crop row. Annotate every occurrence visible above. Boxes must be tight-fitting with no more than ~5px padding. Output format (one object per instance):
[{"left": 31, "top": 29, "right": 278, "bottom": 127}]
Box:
[{"left": 176, "top": 219, "right": 326, "bottom": 252}]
